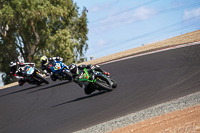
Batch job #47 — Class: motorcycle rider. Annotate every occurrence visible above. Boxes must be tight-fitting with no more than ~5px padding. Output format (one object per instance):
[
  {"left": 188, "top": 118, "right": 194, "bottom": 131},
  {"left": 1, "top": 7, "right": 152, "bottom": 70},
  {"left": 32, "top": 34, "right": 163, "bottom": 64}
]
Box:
[
  {"left": 40, "top": 56, "right": 63, "bottom": 75},
  {"left": 40, "top": 56, "right": 51, "bottom": 76},
  {"left": 9, "top": 61, "right": 35, "bottom": 86},
  {"left": 68, "top": 63, "right": 110, "bottom": 94},
  {"left": 40, "top": 56, "right": 64, "bottom": 81}
]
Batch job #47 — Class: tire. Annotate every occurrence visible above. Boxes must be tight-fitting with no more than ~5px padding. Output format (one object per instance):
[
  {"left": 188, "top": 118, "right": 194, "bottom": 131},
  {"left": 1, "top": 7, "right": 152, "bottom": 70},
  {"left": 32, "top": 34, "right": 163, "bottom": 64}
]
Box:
[
  {"left": 64, "top": 71, "right": 72, "bottom": 81},
  {"left": 84, "top": 85, "right": 95, "bottom": 95},
  {"left": 111, "top": 79, "right": 117, "bottom": 88},
  {"left": 34, "top": 74, "right": 49, "bottom": 84},
  {"left": 50, "top": 74, "right": 57, "bottom": 81},
  {"left": 95, "top": 77, "right": 113, "bottom": 91}
]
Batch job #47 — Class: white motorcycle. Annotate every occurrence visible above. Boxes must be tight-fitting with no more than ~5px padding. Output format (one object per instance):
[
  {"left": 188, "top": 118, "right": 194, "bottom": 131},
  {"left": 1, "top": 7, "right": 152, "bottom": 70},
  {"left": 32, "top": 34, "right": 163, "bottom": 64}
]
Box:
[{"left": 23, "top": 65, "right": 49, "bottom": 85}]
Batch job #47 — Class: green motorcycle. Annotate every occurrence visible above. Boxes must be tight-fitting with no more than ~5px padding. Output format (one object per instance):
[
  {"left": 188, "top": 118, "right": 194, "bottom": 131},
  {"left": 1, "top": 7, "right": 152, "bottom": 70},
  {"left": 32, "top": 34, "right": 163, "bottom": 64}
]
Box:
[{"left": 79, "top": 68, "right": 117, "bottom": 95}]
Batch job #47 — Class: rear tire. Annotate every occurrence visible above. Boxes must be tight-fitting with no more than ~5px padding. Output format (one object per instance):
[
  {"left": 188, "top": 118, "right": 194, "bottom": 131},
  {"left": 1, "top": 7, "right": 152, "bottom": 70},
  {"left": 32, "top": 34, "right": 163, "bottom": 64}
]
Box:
[
  {"left": 84, "top": 85, "right": 95, "bottom": 95},
  {"left": 34, "top": 74, "right": 49, "bottom": 84}
]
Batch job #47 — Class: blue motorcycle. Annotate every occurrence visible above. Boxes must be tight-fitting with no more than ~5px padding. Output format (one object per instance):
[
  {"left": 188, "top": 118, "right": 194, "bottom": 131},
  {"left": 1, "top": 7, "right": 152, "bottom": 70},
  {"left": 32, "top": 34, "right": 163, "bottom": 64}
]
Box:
[{"left": 49, "top": 60, "right": 72, "bottom": 81}]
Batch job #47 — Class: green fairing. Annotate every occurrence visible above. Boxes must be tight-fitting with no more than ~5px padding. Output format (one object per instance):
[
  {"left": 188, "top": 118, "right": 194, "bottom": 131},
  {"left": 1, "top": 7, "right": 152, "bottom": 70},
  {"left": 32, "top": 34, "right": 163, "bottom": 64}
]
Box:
[{"left": 79, "top": 68, "right": 95, "bottom": 82}]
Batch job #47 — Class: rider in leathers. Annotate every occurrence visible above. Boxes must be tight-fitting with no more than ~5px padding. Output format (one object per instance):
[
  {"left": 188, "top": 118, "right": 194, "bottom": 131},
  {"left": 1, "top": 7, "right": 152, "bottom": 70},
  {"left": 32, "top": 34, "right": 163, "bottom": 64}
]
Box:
[
  {"left": 69, "top": 63, "right": 110, "bottom": 94},
  {"left": 40, "top": 56, "right": 64, "bottom": 81},
  {"left": 40, "top": 56, "right": 51, "bottom": 76},
  {"left": 10, "top": 61, "right": 35, "bottom": 86}
]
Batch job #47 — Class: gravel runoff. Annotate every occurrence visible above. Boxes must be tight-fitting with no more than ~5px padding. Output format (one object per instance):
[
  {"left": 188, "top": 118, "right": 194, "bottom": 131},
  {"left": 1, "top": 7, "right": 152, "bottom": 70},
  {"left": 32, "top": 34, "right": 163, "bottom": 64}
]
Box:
[{"left": 73, "top": 91, "right": 200, "bottom": 133}]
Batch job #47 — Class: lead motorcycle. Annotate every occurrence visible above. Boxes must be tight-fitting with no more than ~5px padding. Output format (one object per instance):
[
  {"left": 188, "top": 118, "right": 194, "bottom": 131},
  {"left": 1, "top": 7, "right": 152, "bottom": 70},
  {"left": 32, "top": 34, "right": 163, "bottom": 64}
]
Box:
[
  {"left": 49, "top": 60, "right": 72, "bottom": 81},
  {"left": 78, "top": 68, "right": 117, "bottom": 95},
  {"left": 23, "top": 65, "right": 49, "bottom": 85}
]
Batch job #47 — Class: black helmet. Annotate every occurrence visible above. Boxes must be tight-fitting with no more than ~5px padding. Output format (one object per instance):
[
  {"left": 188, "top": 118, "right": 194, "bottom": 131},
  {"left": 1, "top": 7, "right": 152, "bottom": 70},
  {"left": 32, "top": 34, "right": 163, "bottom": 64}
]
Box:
[
  {"left": 69, "top": 63, "right": 77, "bottom": 74},
  {"left": 9, "top": 61, "right": 17, "bottom": 74}
]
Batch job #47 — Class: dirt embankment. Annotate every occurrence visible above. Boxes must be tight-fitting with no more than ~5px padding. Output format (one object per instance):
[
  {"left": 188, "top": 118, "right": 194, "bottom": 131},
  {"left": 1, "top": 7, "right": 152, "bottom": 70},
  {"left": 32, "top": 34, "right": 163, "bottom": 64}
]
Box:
[
  {"left": 109, "top": 104, "right": 200, "bottom": 133},
  {"left": 79, "top": 30, "right": 200, "bottom": 65}
]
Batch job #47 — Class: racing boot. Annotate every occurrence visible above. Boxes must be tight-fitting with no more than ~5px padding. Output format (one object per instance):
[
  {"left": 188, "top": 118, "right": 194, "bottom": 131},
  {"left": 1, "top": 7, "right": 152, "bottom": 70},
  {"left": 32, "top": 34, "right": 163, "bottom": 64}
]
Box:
[{"left": 43, "top": 70, "right": 49, "bottom": 76}]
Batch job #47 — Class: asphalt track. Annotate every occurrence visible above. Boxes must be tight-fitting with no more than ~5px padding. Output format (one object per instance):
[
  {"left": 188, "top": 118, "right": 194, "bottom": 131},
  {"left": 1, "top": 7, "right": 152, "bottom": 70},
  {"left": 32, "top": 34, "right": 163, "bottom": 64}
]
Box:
[{"left": 0, "top": 43, "right": 200, "bottom": 133}]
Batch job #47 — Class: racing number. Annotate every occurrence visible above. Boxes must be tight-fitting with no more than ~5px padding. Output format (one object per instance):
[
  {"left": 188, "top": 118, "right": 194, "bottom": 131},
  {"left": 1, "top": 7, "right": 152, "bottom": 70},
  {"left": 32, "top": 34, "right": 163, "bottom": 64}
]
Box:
[{"left": 54, "top": 63, "right": 61, "bottom": 70}]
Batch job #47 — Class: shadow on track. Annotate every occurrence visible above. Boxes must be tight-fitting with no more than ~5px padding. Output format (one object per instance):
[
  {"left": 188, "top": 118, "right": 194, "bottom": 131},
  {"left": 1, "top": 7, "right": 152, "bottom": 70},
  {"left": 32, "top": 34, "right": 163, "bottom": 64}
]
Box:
[
  {"left": 0, "top": 85, "right": 40, "bottom": 97},
  {"left": 52, "top": 91, "right": 107, "bottom": 108},
  {"left": 27, "top": 81, "right": 71, "bottom": 94}
]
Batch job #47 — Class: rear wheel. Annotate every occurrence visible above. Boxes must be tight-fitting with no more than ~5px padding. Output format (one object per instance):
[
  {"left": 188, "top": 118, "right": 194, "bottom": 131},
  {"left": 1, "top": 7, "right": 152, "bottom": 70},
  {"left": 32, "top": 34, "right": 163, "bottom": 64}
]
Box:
[
  {"left": 84, "top": 84, "right": 95, "bottom": 95},
  {"left": 95, "top": 77, "right": 113, "bottom": 91},
  {"left": 34, "top": 74, "right": 49, "bottom": 84}
]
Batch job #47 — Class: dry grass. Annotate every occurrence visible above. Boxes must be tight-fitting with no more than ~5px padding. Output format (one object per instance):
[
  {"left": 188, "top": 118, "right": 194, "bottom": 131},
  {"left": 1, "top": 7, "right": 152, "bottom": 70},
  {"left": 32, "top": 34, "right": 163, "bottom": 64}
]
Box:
[{"left": 109, "top": 104, "right": 200, "bottom": 133}]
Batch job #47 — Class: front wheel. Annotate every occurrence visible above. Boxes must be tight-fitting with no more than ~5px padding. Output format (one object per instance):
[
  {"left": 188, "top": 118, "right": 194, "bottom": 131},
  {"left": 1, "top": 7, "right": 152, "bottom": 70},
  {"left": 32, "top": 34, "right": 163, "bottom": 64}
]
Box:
[
  {"left": 34, "top": 74, "right": 49, "bottom": 84},
  {"left": 111, "top": 79, "right": 117, "bottom": 88},
  {"left": 95, "top": 77, "right": 113, "bottom": 91},
  {"left": 64, "top": 71, "right": 72, "bottom": 81}
]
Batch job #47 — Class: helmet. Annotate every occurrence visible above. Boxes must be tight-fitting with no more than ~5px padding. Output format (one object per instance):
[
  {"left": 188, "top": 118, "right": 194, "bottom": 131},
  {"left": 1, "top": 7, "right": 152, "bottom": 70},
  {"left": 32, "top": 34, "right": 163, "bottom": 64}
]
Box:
[
  {"left": 9, "top": 61, "right": 17, "bottom": 68},
  {"left": 69, "top": 63, "right": 77, "bottom": 74},
  {"left": 9, "top": 61, "right": 17, "bottom": 74},
  {"left": 40, "top": 56, "right": 48, "bottom": 64}
]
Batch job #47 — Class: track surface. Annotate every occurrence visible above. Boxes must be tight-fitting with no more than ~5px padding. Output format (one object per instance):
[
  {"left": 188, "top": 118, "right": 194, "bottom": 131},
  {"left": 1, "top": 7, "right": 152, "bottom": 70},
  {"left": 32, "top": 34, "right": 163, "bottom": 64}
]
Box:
[{"left": 0, "top": 44, "right": 200, "bottom": 133}]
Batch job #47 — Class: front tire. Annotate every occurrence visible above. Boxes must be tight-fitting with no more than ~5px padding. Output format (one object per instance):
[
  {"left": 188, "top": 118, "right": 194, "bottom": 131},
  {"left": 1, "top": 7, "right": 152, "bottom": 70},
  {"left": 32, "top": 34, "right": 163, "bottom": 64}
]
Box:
[
  {"left": 95, "top": 77, "right": 113, "bottom": 91},
  {"left": 64, "top": 71, "right": 72, "bottom": 81},
  {"left": 50, "top": 74, "right": 57, "bottom": 81},
  {"left": 111, "top": 79, "right": 117, "bottom": 88},
  {"left": 34, "top": 74, "right": 49, "bottom": 84}
]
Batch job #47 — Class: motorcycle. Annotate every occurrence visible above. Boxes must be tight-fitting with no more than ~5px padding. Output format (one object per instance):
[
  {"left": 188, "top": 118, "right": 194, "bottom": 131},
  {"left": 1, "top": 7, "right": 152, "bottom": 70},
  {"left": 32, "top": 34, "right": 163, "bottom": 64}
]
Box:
[
  {"left": 23, "top": 65, "right": 49, "bottom": 85},
  {"left": 78, "top": 68, "right": 117, "bottom": 95},
  {"left": 49, "top": 60, "right": 72, "bottom": 81}
]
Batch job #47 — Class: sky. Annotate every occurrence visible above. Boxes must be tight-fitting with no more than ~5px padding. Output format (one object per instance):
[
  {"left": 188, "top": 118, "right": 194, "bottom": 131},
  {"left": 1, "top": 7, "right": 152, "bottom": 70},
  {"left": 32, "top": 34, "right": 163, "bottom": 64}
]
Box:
[
  {"left": 73, "top": 0, "right": 200, "bottom": 60},
  {"left": 1, "top": 0, "right": 200, "bottom": 87}
]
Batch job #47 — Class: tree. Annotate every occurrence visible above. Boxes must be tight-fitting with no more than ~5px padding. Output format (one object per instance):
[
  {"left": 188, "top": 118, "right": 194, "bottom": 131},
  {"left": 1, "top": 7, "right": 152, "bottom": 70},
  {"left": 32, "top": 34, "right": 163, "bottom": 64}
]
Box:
[{"left": 0, "top": 0, "right": 88, "bottom": 85}]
